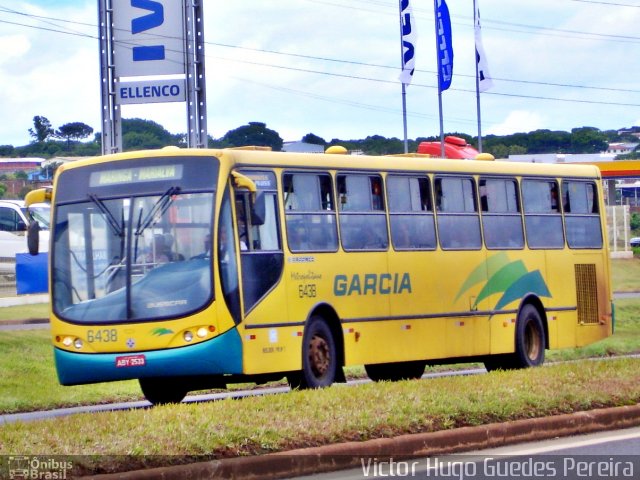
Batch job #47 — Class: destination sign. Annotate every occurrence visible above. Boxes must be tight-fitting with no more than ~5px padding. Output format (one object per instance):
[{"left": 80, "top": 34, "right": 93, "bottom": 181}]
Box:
[{"left": 90, "top": 164, "right": 184, "bottom": 187}]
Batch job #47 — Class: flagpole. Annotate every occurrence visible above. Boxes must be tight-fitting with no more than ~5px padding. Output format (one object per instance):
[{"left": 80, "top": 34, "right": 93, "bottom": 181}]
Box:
[
  {"left": 474, "top": 0, "right": 483, "bottom": 153},
  {"left": 399, "top": 1, "right": 409, "bottom": 154},
  {"left": 434, "top": 0, "right": 445, "bottom": 158}
]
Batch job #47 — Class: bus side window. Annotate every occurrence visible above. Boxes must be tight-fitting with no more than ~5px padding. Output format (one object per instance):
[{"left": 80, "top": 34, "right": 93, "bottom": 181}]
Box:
[
  {"left": 387, "top": 175, "right": 436, "bottom": 250},
  {"left": 435, "top": 176, "right": 481, "bottom": 250},
  {"left": 283, "top": 172, "right": 338, "bottom": 253},
  {"left": 480, "top": 178, "right": 524, "bottom": 249},
  {"left": 522, "top": 179, "right": 564, "bottom": 249},
  {"left": 562, "top": 181, "right": 602, "bottom": 249},
  {"left": 337, "top": 174, "right": 388, "bottom": 251}
]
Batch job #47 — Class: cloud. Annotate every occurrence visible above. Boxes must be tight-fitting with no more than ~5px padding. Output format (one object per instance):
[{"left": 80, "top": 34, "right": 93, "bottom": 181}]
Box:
[
  {"left": 0, "top": 35, "right": 30, "bottom": 66},
  {"left": 486, "top": 111, "right": 544, "bottom": 136}
]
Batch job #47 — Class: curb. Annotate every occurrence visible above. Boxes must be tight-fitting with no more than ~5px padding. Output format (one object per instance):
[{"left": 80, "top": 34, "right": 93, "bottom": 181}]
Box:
[{"left": 84, "top": 404, "right": 640, "bottom": 479}]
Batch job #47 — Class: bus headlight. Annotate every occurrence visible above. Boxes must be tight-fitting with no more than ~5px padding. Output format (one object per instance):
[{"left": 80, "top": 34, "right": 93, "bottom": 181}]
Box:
[
  {"left": 196, "top": 327, "right": 207, "bottom": 338},
  {"left": 74, "top": 338, "right": 83, "bottom": 349},
  {"left": 183, "top": 331, "right": 194, "bottom": 342},
  {"left": 62, "top": 337, "right": 73, "bottom": 347}
]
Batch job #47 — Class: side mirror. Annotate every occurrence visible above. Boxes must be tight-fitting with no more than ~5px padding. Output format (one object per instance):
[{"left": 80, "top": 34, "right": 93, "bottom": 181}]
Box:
[
  {"left": 251, "top": 192, "right": 266, "bottom": 226},
  {"left": 27, "top": 221, "right": 40, "bottom": 255}
]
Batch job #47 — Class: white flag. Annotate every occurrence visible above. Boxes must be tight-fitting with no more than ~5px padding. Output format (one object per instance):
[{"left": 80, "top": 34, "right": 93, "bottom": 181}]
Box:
[
  {"left": 475, "top": 5, "right": 493, "bottom": 92},
  {"left": 399, "top": 0, "right": 417, "bottom": 85}
]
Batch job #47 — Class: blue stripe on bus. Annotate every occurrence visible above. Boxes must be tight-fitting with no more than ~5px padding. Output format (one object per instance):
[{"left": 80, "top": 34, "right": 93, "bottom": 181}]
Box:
[{"left": 54, "top": 328, "right": 243, "bottom": 386}]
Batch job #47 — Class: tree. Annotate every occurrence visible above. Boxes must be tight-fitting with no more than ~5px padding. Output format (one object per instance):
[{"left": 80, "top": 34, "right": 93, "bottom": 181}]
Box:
[
  {"left": 40, "top": 161, "right": 62, "bottom": 180},
  {"left": 122, "top": 118, "right": 180, "bottom": 151},
  {"left": 55, "top": 122, "right": 94, "bottom": 149},
  {"left": 123, "top": 132, "right": 165, "bottom": 151},
  {"left": 570, "top": 127, "right": 608, "bottom": 154},
  {"left": 29, "top": 116, "right": 54, "bottom": 143},
  {"left": 222, "top": 122, "right": 283, "bottom": 151},
  {"left": 302, "top": 133, "right": 326, "bottom": 145},
  {"left": 0, "top": 145, "right": 14, "bottom": 156}
]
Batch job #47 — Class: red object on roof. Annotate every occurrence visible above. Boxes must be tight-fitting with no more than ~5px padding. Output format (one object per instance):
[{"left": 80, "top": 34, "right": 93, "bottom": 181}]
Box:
[{"left": 417, "top": 136, "right": 480, "bottom": 159}]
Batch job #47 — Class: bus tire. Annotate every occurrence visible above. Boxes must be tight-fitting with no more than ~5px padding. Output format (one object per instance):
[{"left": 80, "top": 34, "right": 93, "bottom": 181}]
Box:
[
  {"left": 291, "top": 315, "right": 337, "bottom": 389},
  {"left": 484, "top": 306, "right": 545, "bottom": 371},
  {"left": 139, "top": 378, "right": 187, "bottom": 405},
  {"left": 513, "top": 304, "right": 545, "bottom": 368},
  {"left": 365, "top": 361, "right": 426, "bottom": 382}
]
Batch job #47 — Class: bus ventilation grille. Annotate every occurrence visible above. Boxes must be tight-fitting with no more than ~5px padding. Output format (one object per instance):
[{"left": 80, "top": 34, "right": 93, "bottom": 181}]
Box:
[{"left": 575, "top": 264, "right": 599, "bottom": 325}]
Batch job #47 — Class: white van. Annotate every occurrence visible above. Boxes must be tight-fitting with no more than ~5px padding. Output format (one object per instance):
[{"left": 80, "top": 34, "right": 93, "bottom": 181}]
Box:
[{"left": 0, "top": 200, "right": 50, "bottom": 268}]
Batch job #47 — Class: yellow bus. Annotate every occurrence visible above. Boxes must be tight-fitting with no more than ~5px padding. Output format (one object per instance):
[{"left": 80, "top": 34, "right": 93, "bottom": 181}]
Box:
[{"left": 26, "top": 147, "right": 613, "bottom": 404}]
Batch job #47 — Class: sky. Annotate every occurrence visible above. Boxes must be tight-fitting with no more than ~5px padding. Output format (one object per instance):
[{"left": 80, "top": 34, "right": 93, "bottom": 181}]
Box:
[{"left": 2, "top": 0, "right": 640, "bottom": 148}]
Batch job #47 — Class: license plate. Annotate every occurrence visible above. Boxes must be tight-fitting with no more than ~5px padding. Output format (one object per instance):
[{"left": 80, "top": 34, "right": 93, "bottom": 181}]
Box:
[{"left": 115, "top": 354, "right": 146, "bottom": 368}]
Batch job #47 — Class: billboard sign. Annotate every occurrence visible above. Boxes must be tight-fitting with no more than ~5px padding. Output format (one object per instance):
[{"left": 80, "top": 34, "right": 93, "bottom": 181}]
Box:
[
  {"left": 117, "top": 78, "right": 186, "bottom": 104},
  {"left": 113, "top": 0, "right": 185, "bottom": 78}
]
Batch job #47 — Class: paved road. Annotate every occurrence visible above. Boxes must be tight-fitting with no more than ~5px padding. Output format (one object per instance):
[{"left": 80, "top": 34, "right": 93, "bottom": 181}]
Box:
[{"left": 292, "top": 426, "right": 640, "bottom": 479}]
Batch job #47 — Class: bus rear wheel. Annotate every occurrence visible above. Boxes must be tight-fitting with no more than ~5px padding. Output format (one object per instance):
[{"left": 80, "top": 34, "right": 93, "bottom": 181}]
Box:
[
  {"left": 484, "top": 304, "right": 545, "bottom": 371},
  {"left": 139, "top": 378, "right": 188, "bottom": 405},
  {"left": 288, "top": 315, "right": 337, "bottom": 389},
  {"left": 514, "top": 304, "right": 545, "bottom": 368},
  {"left": 365, "top": 361, "right": 426, "bottom": 382}
]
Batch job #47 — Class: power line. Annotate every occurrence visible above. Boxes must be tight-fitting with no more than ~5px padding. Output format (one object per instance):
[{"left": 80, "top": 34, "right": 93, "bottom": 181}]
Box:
[
  {"left": 208, "top": 41, "right": 640, "bottom": 95},
  {"left": 568, "top": 0, "right": 640, "bottom": 7},
  {"left": 2, "top": 4, "right": 640, "bottom": 112},
  {"left": 211, "top": 54, "right": 640, "bottom": 108}
]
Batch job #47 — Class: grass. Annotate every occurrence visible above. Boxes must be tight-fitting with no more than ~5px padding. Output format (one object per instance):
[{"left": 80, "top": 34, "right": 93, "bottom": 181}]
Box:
[
  {"left": 0, "top": 330, "right": 141, "bottom": 414},
  {"left": 0, "top": 358, "right": 638, "bottom": 474},
  {"left": 0, "top": 302, "right": 47, "bottom": 323},
  {"left": 610, "top": 257, "right": 640, "bottom": 292}
]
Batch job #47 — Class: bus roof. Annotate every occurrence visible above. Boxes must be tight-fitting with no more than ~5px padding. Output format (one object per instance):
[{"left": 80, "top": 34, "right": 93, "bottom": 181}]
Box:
[{"left": 59, "top": 147, "right": 602, "bottom": 180}]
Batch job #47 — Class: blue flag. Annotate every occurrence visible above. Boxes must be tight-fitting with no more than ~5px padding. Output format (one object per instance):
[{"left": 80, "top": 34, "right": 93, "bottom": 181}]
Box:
[{"left": 435, "top": 0, "right": 453, "bottom": 91}]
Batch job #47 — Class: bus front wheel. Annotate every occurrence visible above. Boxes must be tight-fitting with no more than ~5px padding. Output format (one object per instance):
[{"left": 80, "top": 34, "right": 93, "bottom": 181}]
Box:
[
  {"left": 139, "top": 378, "right": 187, "bottom": 405},
  {"left": 288, "top": 315, "right": 337, "bottom": 389}
]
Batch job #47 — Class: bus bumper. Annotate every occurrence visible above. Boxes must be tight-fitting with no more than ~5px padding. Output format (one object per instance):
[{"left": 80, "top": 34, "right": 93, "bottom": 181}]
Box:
[{"left": 54, "top": 328, "right": 243, "bottom": 386}]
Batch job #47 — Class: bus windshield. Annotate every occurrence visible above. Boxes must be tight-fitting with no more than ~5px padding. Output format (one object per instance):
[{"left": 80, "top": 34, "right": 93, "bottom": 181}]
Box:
[{"left": 52, "top": 156, "right": 218, "bottom": 324}]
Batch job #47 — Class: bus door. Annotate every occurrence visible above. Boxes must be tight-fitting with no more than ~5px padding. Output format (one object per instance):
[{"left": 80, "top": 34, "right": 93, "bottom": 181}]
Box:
[{"left": 230, "top": 170, "right": 289, "bottom": 373}]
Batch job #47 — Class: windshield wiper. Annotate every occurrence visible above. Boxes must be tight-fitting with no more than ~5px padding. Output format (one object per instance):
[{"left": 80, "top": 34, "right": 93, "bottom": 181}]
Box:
[
  {"left": 134, "top": 186, "right": 180, "bottom": 236},
  {"left": 89, "top": 194, "right": 124, "bottom": 237}
]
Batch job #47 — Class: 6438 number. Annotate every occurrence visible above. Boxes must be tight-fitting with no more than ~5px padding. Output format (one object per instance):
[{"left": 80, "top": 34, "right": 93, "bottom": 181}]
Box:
[
  {"left": 298, "top": 284, "right": 317, "bottom": 298},
  {"left": 87, "top": 329, "right": 118, "bottom": 343}
]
